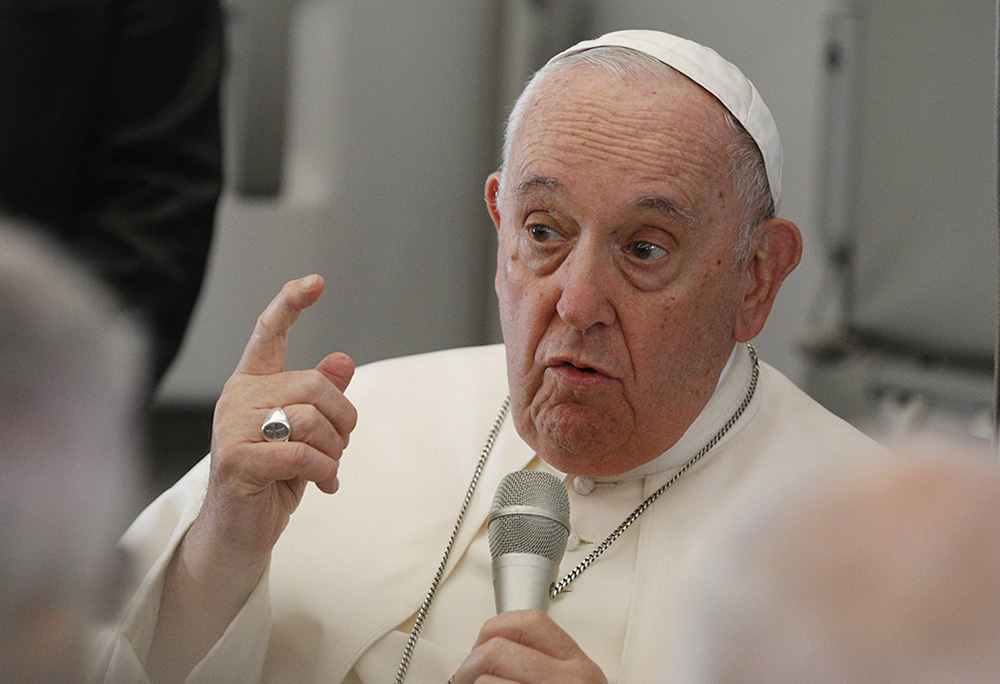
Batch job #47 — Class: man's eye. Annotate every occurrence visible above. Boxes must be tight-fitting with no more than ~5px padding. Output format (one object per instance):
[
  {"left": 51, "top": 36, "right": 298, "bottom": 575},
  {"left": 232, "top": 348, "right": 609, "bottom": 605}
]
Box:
[
  {"left": 528, "top": 224, "right": 560, "bottom": 243},
  {"left": 627, "top": 241, "right": 667, "bottom": 260}
]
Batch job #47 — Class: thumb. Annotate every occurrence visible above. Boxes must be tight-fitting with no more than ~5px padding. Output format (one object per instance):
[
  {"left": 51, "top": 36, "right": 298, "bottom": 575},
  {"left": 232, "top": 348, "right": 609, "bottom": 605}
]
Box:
[{"left": 316, "top": 352, "right": 355, "bottom": 392}]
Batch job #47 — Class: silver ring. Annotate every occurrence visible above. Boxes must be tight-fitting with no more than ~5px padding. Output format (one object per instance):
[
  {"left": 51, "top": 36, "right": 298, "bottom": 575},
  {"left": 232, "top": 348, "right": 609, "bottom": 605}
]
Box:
[{"left": 261, "top": 407, "right": 291, "bottom": 442}]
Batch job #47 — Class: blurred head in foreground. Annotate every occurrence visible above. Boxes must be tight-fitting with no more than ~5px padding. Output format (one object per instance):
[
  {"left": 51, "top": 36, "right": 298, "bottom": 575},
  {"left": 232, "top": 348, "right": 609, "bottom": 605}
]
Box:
[
  {"left": 0, "top": 219, "right": 146, "bottom": 683},
  {"left": 674, "top": 442, "right": 1000, "bottom": 684}
]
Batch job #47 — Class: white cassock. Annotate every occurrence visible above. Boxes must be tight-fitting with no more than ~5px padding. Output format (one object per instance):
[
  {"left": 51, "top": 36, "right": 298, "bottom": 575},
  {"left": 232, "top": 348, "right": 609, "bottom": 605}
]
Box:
[{"left": 96, "top": 343, "right": 881, "bottom": 684}]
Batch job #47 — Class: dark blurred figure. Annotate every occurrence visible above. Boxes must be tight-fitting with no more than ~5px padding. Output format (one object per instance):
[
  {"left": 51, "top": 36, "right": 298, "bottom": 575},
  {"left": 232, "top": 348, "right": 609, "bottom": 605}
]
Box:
[
  {"left": 0, "top": 220, "right": 146, "bottom": 684},
  {"left": 0, "top": 0, "right": 223, "bottom": 384}
]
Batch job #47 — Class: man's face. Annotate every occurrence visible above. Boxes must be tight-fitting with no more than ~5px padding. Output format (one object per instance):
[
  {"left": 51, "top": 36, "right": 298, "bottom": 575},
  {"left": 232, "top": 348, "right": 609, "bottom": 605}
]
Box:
[{"left": 489, "top": 66, "right": 754, "bottom": 476}]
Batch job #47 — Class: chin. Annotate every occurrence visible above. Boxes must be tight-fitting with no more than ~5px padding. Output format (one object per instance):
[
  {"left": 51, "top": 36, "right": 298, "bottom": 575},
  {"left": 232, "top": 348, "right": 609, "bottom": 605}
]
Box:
[{"left": 533, "top": 403, "right": 630, "bottom": 475}]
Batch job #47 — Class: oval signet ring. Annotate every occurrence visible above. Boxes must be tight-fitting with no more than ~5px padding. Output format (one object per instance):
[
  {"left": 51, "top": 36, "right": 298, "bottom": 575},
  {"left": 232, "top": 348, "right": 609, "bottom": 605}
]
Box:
[{"left": 261, "top": 407, "right": 291, "bottom": 442}]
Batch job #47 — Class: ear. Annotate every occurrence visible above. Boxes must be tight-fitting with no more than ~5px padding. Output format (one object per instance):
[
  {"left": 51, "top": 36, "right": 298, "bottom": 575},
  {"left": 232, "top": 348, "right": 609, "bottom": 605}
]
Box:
[
  {"left": 733, "top": 218, "right": 803, "bottom": 342},
  {"left": 485, "top": 172, "right": 505, "bottom": 296},
  {"left": 485, "top": 172, "right": 502, "bottom": 233}
]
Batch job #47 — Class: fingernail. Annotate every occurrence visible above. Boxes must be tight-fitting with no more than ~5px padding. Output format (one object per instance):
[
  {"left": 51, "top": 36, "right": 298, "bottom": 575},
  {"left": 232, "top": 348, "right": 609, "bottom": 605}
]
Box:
[{"left": 301, "top": 274, "right": 319, "bottom": 290}]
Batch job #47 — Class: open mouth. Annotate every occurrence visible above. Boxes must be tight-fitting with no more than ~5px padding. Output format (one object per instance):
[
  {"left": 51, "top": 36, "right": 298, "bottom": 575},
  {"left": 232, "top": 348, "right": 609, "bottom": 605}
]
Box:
[
  {"left": 556, "top": 360, "right": 599, "bottom": 373},
  {"left": 548, "top": 359, "right": 612, "bottom": 390}
]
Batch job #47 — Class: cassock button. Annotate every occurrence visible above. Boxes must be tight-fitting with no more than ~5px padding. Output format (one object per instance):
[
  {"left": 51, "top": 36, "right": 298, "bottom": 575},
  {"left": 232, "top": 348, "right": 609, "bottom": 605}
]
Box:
[
  {"left": 573, "top": 476, "right": 596, "bottom": 495},
  {"left": 566, "top": 529, "right": 582, "bottom": 551}
]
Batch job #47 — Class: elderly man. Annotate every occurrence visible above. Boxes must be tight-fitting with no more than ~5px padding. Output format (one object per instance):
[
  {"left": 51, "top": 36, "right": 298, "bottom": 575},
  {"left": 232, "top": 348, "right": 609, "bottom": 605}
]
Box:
[{"left": 100, "top": 30, "right": 878, "bottom": 683}]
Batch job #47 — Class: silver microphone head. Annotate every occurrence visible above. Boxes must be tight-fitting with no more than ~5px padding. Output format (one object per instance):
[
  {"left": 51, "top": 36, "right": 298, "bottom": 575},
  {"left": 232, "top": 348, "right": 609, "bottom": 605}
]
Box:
[{"left": 488, "top": 470, "right": 570, "bottom": 613}]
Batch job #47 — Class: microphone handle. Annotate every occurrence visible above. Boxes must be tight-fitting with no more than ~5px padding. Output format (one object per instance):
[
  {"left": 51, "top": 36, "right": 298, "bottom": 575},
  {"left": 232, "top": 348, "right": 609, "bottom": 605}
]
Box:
[{"left": 491, "top": 553, "right": 558, "bottom": 613}]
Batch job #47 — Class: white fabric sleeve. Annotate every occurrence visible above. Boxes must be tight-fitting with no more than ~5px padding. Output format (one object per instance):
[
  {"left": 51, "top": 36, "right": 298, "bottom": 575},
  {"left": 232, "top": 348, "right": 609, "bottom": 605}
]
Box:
[
  {"left": 97, "top": 568, "right": 272, "bottom": 684},
  {"left": 93, "top": 457, "right": 273, "bottom": 684}
]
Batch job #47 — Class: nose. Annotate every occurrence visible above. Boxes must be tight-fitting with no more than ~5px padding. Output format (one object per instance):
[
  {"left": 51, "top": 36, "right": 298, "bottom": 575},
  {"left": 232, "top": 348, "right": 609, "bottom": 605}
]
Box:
[{"left": 555, "top": 245, "right": 617, "bottom": 332}]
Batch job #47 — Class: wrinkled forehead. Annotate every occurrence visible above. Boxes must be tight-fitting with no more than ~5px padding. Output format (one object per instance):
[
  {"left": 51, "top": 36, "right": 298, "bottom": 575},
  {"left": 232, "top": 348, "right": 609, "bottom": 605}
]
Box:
[
  {"left": 522, "top": 56, "right": 729, "bottom": 128},
  {"left": 506, "top": 66, "right": 737, "bottom": 203}
]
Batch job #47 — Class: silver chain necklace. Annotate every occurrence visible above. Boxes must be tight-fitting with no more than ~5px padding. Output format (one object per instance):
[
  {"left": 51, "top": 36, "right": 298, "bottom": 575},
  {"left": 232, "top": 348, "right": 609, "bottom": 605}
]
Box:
[
  {"left": 394, "top": 343, "right": 759, "bottom": 684},
  {"left": 393, "top": 396, "right": 510, "bottom": 684}
]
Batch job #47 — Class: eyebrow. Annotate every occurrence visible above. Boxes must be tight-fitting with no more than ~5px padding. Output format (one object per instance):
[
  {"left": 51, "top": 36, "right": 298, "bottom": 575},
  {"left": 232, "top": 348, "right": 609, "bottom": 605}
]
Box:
[
  {"left": 632, "top": 195, "right": 696, "bottom": 224},
  {"left": 513, "top": 175, "right": 563, "bottom": 199},
  {"left": 512, "top": 176, "right": 696, "bottom": 225}
]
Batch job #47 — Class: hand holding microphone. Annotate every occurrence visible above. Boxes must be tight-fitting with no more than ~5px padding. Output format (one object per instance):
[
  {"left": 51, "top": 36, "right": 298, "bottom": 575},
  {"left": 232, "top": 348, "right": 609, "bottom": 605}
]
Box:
[{"left": 452, "top": 471, "right": 607, "bottom": 683}]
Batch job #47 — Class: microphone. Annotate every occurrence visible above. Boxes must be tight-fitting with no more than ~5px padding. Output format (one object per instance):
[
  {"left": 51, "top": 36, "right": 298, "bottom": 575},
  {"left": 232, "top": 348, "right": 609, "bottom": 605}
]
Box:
[{"left": 488, "top": 470, "right": 570, "bottom": 613}]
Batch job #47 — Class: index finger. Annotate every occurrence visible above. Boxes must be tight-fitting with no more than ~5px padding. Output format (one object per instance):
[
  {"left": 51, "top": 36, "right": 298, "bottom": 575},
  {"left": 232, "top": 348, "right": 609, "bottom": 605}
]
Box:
[{"left": 236, "top": 275, "right": 325, "bottom": 376}]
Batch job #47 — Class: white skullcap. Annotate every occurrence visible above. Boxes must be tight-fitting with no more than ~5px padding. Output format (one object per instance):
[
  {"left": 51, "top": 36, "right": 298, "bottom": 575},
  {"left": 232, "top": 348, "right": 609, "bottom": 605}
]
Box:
[{"left": 549, "top": 29, "right": 783, "bottom": 210}]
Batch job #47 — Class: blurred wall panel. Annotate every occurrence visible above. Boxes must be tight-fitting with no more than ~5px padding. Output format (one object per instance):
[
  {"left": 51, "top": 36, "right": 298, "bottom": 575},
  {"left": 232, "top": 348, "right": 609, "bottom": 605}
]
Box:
[
  {"left": 803, "top": 0, "right": 997, "bottom": 439},
  {"left": 848, "top": 0, "right": 997, "bottom": 364},
  {"left": 224, "top": 0, "right": 295, "bottom": 197},
  {"left": 159, "top": 0, "right": 502, "bottom": 402}
]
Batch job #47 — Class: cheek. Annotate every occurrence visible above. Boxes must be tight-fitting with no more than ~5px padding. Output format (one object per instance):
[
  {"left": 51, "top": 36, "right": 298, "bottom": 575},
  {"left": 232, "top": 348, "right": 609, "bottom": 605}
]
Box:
[
  {"left": 625, "top": 280, "right": 725, "bottom": 371},
  {"left": 495, "top": 258, "right": 538, "bottom": 363},
  {"left": 496, "top": 238, "right": 550, "bottom": 323},
  {"left": 495, "top": 228, "right": 524, "bottom": 292},
  {"left": 682, "top": 255, "right": 744, "bottom": 318},
  {"left": 637, "top": 270, "right": 743, "bottom": 379},
  {"left": 698, "top": 264, "right": 748, "bottom": 333},
  {"left": 498, "top": 276, "right": 548, "bottom": 350},
  {"left": 495, "top": 253, "right": 520, "bottom": 320}
]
